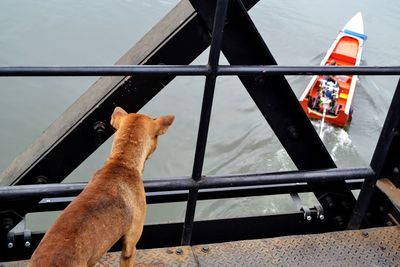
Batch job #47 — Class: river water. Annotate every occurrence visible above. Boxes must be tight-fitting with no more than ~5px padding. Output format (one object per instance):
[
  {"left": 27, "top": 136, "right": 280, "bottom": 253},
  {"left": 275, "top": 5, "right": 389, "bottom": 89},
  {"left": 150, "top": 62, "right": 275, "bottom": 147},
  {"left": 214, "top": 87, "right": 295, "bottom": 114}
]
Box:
[{"left": 0, "top": 0, "right": 399, "bottom": 229}]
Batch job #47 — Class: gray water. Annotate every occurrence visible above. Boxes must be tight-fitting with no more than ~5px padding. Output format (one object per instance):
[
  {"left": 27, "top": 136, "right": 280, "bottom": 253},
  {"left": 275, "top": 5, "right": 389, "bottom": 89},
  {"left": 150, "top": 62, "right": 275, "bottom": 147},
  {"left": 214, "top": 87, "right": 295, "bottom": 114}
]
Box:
[{"left": 1, "top": 0, "right": 399, "bottom": 229}]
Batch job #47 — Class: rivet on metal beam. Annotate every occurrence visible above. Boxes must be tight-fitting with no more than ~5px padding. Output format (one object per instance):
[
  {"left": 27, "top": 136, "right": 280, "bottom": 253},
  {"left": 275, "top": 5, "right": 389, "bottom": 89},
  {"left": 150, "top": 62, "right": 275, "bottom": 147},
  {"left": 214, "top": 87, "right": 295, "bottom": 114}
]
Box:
[
  {"left": 176, "top": 248, "right": 183, "bottom": 255},
  {"left": 93, "top": 121, "right": 106, "bottom": 135},
  {"left": 35, "top": 176, "right": 48, "bottom": 184},
  {"left": 2, "top": 218, "right": 14, "bottom": 231},
  {"left": 202, "top": 246, "right": 210, "bottom": 253},
  {"left": 287, "top": 126, "right": 298, "bottom": 140},
  {"left": 255, "top": 75, "right": 266, "bottom": 86},
  {"left": 334, "top": 216, "right": 344, "bottom": 226},
  {"left": 393, "top": 167, "right": 399, "bottom": 176},
  {"left": 93, "top": 121, "right": 107, "bottom": 146}
]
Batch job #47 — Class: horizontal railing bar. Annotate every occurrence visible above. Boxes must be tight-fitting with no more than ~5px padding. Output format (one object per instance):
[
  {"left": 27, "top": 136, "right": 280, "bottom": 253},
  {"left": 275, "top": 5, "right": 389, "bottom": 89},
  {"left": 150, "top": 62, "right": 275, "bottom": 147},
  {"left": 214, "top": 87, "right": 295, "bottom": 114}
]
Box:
[
  {"left": 0, "top": 65, "right": 210, "bottom": 77},
  {"left": 0, "top": 65, "right": 400, "bottom": 76},
  {"left": 219, "top": 65, "right": 400, "bottom": 76},
  {"left": 147, "top": 167, "right": 373, "bottom": 191},
  {"left": 4, "top": 180, "right": 365, "bottom": 214},
  {"left": 0, "top": 168, "right": 373, "bottom": 201}
]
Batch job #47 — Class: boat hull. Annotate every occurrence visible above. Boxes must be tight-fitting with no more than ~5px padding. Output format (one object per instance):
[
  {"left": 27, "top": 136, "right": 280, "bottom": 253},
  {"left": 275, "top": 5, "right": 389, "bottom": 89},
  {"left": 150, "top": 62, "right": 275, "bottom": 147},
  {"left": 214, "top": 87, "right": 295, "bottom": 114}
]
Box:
[{"left": 299, "top": 12, "right": 366, "bottom": 128}]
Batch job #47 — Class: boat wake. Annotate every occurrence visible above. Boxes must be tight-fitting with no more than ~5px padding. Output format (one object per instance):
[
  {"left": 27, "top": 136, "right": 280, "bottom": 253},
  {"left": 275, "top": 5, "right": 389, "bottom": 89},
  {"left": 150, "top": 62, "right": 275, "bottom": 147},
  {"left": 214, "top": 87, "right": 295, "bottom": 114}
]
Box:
[{"left": 312, "top": 121, "right": 360, "bottom": 165}]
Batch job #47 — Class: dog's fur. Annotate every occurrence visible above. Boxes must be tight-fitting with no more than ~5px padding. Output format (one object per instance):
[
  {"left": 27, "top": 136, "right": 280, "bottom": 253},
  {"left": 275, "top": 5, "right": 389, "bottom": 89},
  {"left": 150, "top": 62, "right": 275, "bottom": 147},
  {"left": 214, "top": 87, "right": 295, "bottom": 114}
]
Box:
[{"left": 28, "top": 107, "right": 174, "bottom": 267}]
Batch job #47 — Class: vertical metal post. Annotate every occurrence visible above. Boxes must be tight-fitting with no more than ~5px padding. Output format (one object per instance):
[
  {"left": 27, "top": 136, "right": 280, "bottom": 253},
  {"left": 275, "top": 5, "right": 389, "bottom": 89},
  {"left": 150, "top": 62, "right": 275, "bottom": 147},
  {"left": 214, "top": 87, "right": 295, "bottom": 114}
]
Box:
[
  {"left": 347, "top": 78, "right": 400, "bottom": 229},
  {"left": 181, "top": 0, "right": 229, "bottom": 245}
]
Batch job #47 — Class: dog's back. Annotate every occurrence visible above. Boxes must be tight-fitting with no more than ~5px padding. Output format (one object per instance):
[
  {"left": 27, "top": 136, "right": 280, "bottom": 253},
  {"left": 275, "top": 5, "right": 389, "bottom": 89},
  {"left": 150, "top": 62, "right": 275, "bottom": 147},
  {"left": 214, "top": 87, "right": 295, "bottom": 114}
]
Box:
[
  {"left": 29, "top": 108, "right": 174, "bottom": 267},
  {"left": 29, "top": 164, "right": 142, "bottom": 266}
]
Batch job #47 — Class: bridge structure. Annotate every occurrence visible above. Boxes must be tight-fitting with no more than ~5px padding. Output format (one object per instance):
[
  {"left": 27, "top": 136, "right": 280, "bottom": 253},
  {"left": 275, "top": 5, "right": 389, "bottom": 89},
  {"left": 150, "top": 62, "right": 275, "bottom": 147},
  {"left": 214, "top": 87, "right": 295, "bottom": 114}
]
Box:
[{"left": 1, "top": 0, "right": 400, "bottom": 265}]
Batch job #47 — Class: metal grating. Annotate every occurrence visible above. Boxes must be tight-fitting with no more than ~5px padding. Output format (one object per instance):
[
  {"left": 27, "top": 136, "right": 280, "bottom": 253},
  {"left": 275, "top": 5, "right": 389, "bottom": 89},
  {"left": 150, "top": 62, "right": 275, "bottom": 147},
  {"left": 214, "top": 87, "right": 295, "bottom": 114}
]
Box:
[
  {"left": 192, "top": 226, "right": 400, "bottom": 267},
  {"left": 96, "top": 246, "right": 198, "bottom": 266},
  {"left": 2, "top": 226, "right": 400, "bottom": 266}
]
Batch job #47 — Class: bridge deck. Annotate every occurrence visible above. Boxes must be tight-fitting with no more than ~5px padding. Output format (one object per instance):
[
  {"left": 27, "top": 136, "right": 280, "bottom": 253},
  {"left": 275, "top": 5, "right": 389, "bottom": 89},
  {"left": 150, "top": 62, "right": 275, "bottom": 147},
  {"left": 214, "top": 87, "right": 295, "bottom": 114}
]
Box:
[{"left": 2, "top": 226, "right": 399, "bottom": 267}]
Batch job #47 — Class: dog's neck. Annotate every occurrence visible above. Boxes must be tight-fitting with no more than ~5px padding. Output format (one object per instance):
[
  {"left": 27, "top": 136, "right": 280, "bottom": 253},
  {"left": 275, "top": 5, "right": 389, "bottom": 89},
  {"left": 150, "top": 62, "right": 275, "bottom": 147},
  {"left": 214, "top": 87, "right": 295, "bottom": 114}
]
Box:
[{"left": 107, "top": 128, "right": 150, "bottom": 175}]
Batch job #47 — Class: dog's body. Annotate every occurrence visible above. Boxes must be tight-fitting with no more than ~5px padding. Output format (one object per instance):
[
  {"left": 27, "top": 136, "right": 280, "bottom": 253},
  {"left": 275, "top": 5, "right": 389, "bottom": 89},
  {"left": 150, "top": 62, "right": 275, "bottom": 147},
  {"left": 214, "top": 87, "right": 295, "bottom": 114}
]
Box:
[{"left": 29, "top": 107, "right": 174, "bottom": 267}]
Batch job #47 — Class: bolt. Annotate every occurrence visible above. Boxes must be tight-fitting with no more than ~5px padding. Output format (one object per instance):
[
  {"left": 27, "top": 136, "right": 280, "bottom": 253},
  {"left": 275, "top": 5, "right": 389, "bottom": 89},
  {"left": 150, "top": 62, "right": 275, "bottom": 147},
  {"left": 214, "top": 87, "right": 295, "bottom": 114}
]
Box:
[
  {"left": 394, "top": 167, "right": 399, "bottom": 174},
  {"left": 7, "top": 242, "right": 13, "bottom": 249},
  {"left": 319, "top": 214, "right": 325, "bottom": 220},
  {"left": 2, "top": 218, "right": 13, "bottom": 231},
  {"left": 334, "top": 216, "right": 344, "bottom": 226},
  {"left": 324, "top": 196, "right": 334, "bottom": 209},
  {"left": 362, "top": 231, "right": 369, "bottom": 238},
  {"left": 35, "top": 175, "right": 48, "bottom": 184},
  {"left": 25, "top": 241, "right": 31, "bottom": 247},
  {"left": 176, "top": 248, "right": 183, "bottom": 255},
  {"left": 306, "top": 215, "right": 312, "bottom": 221},
  {"left": 287, "top": 126, "right": 298, "bottom": 140},
  {"left": 202, "top": 246, "right": 210, "bottom": 253},
  {"left": 255, "top": 75, "right": 266, "bottom": 86},
  {"left": 393, "top": 167, "right": 400, "bottom": 178},
  {"left": 93, "top": 121, "right": 106, "bottom": 135},
  {"left": 341, "top": 201, "right": 351, "bottom": 210}
]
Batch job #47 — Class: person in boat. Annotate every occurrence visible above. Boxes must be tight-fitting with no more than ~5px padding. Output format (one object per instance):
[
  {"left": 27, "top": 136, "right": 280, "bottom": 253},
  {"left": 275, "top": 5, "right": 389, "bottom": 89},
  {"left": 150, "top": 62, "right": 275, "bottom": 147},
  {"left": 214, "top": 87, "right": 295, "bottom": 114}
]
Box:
[
  {"left": 328, "top": 95, "right": 338, "bottom": 115},
  {"left": 325, "top": 60, "right": 338, "bottom": 84},
  {"left": 312, "top": 90, "right": 322, "bottom": 110},
  {"left": 317, "top": 90, "right": 328, "bottom": 112}
]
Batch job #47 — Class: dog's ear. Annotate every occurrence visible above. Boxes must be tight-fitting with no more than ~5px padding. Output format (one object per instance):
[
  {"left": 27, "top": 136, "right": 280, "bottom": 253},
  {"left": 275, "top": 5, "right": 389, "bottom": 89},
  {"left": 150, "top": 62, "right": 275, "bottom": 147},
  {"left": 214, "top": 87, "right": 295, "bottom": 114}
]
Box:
[
  {"left": 111, "top": 107, "right": 128, "bottom": 130},
  {"left": 154, "top": 115, "right": 175, "bottom": 136}
]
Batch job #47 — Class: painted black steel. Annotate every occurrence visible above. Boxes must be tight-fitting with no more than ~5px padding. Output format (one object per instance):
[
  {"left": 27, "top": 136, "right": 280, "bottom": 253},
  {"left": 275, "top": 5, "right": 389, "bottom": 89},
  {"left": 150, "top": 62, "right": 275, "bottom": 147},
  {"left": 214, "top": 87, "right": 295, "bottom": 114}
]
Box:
[
  {"left": 0, "top": 168, "right": 372, "bottom": 201},
  {"left": 182, "top": 0, "right": 229, "bottom": 246},
  {"left": 190, "top": 0, "right": 356, "bottom": 228},
  {"left": 0, "top": 0, "right": 399, "bottom": 258},
  {"left": 348, "top": 78, "right": 400, "bottom": 229},
  {"left": 0, "top": 0, "right": 213, "bottom": 187},
  {"left": 29, "top": 179, "right": 364, "bottom": 211},
  {"left": 0, "top": 0, "right": 215, "bottom": 237},
  {"left": 0, "top": 210, "right": 331, "bottom": 262},
  {"left": 0, "top": 65, "right": 400, "bottom": 76}
]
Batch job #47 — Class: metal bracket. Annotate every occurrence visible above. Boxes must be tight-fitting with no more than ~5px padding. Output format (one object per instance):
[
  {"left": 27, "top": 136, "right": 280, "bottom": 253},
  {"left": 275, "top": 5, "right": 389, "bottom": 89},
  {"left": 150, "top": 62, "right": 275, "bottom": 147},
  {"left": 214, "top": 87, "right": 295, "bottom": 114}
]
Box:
[
  {"left": 7, "top": 231, "right": 14, "bottom": 249},
  {"left": 290, "top": 193, "right": 312, "bottom": 221},
  {"left": 5, "top": 216, "right": 31, "bottom": 249},
  {"left": 314, "top": 204, "right": 325, "bottom": 220}
]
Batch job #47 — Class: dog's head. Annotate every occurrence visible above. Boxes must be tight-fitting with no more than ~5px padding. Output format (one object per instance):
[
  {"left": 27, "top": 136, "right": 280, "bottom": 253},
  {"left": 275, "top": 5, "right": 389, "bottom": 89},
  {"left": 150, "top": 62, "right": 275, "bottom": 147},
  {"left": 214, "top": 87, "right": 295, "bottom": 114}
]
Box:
[{"left": 111, "top": 107, "right": 174, "bottom": 159}]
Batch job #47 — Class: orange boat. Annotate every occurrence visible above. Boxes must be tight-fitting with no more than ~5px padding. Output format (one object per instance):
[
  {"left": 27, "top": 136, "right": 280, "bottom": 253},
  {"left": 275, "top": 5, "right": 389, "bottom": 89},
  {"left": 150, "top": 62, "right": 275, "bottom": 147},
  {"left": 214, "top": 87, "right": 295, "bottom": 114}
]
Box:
[{"left": 299, "top": 12, "right": 367, "bottom": 128}]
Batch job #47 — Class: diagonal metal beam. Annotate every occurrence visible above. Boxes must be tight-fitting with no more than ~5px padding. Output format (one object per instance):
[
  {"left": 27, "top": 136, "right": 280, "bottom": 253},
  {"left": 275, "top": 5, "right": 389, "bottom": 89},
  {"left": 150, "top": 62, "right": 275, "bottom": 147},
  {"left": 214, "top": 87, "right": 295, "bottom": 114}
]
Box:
[
  {"left": 0, "top": 0, "right": 258, "bottom": 187},
  {"left": 189, "top": 0, "right": 356, "bottom": 225},
  {"left": 0, "top": 0, "right": 258, "bottom": 231},
  {"left": 0, "top": 0, "right": 209, "bottom": 187}
]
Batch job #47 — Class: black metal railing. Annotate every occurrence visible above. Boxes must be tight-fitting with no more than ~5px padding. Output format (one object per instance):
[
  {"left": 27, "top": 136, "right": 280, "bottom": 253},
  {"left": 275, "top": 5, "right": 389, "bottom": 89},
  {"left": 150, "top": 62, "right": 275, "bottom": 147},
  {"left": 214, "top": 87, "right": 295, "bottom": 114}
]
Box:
[
  {"left": 0, "top": 65, "right": 399, "bottom": 76},
  {"left": 1, "top": 0, "right": 400, "bottom": 258}
]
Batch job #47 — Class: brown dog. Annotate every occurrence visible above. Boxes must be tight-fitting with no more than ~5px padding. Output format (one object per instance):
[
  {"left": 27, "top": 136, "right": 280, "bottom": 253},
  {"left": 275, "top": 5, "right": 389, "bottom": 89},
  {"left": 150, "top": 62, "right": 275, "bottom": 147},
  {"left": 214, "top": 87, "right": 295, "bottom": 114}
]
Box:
[{"left": 29, "top": 107, "right": 174, "bottom": 267}]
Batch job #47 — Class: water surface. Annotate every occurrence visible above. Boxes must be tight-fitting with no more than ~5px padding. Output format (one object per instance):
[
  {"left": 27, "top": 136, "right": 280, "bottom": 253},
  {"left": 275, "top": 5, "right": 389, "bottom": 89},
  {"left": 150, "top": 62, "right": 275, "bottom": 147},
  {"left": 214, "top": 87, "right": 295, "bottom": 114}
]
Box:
[{"left": 0, "top": 0, "right": 399, "bottom": 228}]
